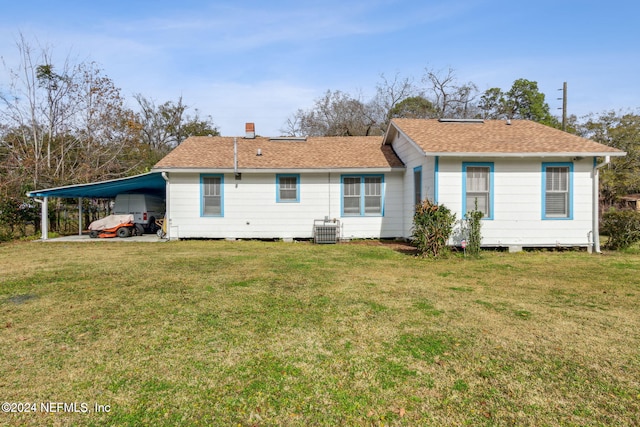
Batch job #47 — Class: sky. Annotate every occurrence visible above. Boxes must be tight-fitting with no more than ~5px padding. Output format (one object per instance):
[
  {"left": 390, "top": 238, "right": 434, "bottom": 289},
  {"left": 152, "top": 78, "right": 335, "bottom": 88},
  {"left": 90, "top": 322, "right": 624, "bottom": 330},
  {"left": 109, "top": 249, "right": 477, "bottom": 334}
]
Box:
[{"left": 0, "top": 0, "right": 638, "bottom": 136}]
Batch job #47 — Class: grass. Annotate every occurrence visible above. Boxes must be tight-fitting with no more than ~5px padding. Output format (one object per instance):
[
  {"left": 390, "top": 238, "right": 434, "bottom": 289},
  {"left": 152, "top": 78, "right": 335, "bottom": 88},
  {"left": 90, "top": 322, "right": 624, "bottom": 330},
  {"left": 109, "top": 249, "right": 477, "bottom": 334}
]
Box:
[{"left": 0, "top": 239, "right": 638, "bottom": 426}]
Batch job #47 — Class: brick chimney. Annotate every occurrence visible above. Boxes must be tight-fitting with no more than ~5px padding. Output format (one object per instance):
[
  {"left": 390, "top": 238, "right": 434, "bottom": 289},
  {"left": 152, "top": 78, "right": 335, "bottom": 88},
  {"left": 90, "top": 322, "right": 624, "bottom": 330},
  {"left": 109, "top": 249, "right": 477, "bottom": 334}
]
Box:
[{"left": 245, "top": 122, "right": 255, "bottom": 139}]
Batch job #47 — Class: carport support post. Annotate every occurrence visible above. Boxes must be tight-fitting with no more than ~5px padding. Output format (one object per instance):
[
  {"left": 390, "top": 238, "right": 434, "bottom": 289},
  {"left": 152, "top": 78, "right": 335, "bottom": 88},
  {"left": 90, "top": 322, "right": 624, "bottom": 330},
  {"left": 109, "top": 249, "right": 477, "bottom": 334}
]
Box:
[
  {"left": 78, "top": 197, "right": 83, "bottom": 236},
  {"left": 40, "top": 197, "right": 49, "bottom": 240}
]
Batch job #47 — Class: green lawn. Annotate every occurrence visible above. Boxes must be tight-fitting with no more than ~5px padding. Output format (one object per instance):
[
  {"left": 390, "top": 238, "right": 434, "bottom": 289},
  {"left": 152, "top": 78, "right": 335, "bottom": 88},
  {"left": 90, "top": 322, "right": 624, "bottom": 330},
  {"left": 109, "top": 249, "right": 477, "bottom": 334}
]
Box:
[{"left": 0, "top": 240, "right": 639, "bottom": 426}]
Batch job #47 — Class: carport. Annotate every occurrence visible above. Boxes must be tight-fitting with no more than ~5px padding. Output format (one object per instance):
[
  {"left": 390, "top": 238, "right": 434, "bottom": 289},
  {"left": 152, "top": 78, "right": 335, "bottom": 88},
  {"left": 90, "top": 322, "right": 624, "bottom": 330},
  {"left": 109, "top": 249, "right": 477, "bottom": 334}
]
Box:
[{"left": 27, "top": 172, "right": 167, "bottom": 240}]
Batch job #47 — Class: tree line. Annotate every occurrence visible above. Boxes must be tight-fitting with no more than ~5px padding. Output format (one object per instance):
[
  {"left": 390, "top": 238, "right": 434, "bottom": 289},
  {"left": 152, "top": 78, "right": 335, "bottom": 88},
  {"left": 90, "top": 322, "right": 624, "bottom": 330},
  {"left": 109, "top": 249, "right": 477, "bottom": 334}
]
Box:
[
  {"left": 0, "top": 36, "right": 218, "bottom": 200},
  {"left": 281, "top": 68, "right": 560, "bottom": 137},
  {"left": 0, "top": 36, "right": 638, "bottom": 238}
]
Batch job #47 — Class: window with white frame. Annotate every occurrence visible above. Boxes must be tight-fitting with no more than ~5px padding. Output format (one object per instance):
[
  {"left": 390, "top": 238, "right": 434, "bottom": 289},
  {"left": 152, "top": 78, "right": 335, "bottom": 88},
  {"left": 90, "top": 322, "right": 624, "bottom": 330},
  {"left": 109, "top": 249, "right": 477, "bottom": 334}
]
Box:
[
  {"left": 364, "top": 176, "right": 382, "bottom": 214},
  {"left": 202, "top": 175, "right": 223, "bottom": 216},
  {"left": 343, "top": 177, "right": 361, "bottom": 215},
  {"left": 276, "top": 174, "right": 299, "bottom": 202},
  {"left": 342, "top": 175, "right": 383, "bottom": 216},
  {"left": 463, "top": 164, "right": 492, "bottom": 219},
  {"left": 543, "top": 164, "right": 572, "bottom": 219}
]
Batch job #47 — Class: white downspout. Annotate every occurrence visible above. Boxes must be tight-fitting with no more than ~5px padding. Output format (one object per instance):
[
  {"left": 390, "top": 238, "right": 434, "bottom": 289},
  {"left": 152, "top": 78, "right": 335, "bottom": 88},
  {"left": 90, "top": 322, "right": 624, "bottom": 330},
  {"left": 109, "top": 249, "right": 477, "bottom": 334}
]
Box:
[
  {"left": 161, "top": 172, "right": 171, "bottom": 240},
  {"left": 593, "top": 156, "right": 610, "bottom": 253},
  {"left": 33, "top": 197, "right": 48, "bottom": 240}
]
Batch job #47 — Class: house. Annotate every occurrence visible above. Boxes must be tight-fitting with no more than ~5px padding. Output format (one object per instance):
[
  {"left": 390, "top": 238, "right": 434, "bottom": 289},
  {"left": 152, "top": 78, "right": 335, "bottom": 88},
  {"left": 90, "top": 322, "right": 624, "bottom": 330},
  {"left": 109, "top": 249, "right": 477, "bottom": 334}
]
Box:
[{"left": 152, "top": 119, "right": 625, "bottom": 250}]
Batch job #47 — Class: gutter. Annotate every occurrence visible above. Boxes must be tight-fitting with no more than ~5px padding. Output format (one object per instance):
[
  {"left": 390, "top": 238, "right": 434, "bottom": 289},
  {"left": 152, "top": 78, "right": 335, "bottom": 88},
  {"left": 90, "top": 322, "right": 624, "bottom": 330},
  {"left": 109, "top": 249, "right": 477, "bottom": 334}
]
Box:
[
  {"left": 593, "top": 156, "right": 611, "bottom": 253},
  {"left": 152, "top": 167, "right": 405, "bottom": 174},
  {"left": 423, "top": 151, "right": 626, "bottom": 158}
]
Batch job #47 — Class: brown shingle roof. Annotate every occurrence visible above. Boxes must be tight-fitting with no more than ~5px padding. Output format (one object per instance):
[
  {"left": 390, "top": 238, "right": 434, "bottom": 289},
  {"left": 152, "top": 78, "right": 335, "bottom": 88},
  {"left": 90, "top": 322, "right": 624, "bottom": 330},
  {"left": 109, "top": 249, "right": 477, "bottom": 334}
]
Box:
[
  {"left": 153, "top": 136, "right": 404, "bottom": 169},
  {"left": 389, "top": 119, "right": 625, "bottom": 156}
]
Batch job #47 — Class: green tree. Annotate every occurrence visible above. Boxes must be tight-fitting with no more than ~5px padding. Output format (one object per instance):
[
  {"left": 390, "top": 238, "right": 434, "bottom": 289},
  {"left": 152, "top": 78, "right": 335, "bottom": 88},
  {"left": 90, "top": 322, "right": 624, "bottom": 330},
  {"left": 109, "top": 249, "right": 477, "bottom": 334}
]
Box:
[
  {"left": 506, "top": 79, "right": 557, "bottom": 125},
  {"left": 478, "top": 87, "right": 506, "bottom": 119},
  {"left": 389, "top": 96, "right": 438, "bottom": 119},
  {"left": 479, "top": 79, "right": 559, "bottom": 127},
  {"left": 580, "top": 111, "right": 640, "bottom": 207}
]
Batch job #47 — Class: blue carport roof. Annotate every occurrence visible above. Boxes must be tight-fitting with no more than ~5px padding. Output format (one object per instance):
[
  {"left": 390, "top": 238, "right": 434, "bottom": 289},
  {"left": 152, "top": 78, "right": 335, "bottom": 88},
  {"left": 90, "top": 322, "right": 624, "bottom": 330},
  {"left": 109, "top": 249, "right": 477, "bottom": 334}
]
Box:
[{"left": 27, "top": 172, "right": 166, "bottom": 198}]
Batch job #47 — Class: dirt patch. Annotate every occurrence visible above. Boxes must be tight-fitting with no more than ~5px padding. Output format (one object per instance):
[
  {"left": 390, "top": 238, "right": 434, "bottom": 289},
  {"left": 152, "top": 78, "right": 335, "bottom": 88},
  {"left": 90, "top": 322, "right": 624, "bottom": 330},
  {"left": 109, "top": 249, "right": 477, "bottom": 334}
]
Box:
[
  {"left": 6, "top": 294, "right": 38, "bottom": 304},
  {"left": 343, "top": 239, "right": 418, "bottom": 255}
]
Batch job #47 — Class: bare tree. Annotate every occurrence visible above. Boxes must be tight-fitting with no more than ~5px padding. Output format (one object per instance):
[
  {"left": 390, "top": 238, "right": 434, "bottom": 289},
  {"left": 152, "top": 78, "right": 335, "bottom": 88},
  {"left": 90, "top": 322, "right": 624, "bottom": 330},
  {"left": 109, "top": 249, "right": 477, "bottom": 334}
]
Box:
[
  {"left": 133, "top": 94, "right": 218, "bottom": 155},
  {"left": 134, "top": 94, "right": 186, "bottom": 152},
  {"left": 280, "top": 111, "right": 304, "bottom": 136},
  {"left": 1, "top": 35, "right": 46, "bottom": 188},
  {"left": 371, "top": 73, "right": 417, "bottom": 132},
  {"left": 70, "top": 62, "right": 141, "bottom": 182},
  {"left": 0, "top": 34, "right": 82, "bottom": 188},
  {"left": 0, "top": 36, "right": 153, "bottom": 192},
  {"left": 288, "top": 90, "right": 378, "bottom": 137},
  {"left": 423, "top": 67, "right": 478, "bottom": 118}
]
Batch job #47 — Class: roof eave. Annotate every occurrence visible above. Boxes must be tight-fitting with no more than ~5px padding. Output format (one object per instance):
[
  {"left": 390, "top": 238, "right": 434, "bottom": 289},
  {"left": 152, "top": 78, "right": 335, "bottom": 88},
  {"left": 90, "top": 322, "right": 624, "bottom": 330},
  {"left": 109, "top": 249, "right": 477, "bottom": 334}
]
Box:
[
  {"left": 27, "top": 171, "right": 164, "bottom": 198},
  {"left": 152, "top": 166, "right": 405, "bottom": 174},
  {"left": 427, "top": 151, "right": 626, "bottom": 158}
]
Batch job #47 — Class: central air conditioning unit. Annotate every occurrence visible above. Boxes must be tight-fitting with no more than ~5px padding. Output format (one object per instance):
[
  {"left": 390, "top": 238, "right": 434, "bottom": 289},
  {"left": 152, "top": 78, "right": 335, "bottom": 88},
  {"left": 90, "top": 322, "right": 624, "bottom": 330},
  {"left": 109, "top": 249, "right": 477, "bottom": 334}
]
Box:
[{"left": 313, "top": 219, "right": 340, "bottom": 244}]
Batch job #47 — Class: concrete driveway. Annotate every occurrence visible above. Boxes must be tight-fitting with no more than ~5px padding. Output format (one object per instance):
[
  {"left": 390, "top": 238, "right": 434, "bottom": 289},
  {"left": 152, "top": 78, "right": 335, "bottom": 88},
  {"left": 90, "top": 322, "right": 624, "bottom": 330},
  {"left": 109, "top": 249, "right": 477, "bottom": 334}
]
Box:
[{"left": 40, "top": 234, "right": 165, "bottom": 242}]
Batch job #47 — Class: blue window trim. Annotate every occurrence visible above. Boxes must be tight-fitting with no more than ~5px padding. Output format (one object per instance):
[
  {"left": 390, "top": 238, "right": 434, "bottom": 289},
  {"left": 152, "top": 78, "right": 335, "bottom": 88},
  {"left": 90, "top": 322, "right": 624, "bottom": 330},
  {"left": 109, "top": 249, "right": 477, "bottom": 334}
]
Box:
[
  {"left": 434, "top": 156, "right": 439, "bottom": 204},
  {"left": 276, "top": 174, "right": 300, "bottom": 203},
  {"left": 462, "top": 162, "right": 494, "bottom": 220},
  {"left": 541, "top": 162, "right": 573, "bottom": 220},
  {"left": 413, "top": 166, "right": 422, "bottom": 206},
  {"left": 200, "top": 174, "right": 224, "bottom": 217},
  {"left": 340, "top": 174, "right": 385, "bottom": 217}
]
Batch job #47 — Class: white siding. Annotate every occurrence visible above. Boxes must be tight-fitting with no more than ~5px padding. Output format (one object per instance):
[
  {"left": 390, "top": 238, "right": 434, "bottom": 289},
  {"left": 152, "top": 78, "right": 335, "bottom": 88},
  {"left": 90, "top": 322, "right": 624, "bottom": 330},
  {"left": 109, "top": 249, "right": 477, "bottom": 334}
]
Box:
[
  {"left": 437, "top": 157, "right": 595, "bottom": 247},
  {"left": 167, "top": 171, "right": 404, "bottom": 239},
  {"left": 164, "top": 147, "right": 597, "bottom": 246},
  {"left": 390, "top": 132, "right": 434, "bottom": 238},
  {"left": 391, "top": 132, "right": 420, "bottom": 238}
]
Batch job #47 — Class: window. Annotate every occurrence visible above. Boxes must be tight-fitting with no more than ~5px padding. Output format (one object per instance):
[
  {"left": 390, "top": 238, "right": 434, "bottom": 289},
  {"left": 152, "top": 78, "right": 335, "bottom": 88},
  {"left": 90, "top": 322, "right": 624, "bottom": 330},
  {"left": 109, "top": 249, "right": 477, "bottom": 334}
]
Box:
[
  {"left": 343, "top": 177, "right": 361, "bottom": 215},
  {"left": 276, "top": 174, "right": 300, "bottom": 203},
  {"left": 414, "top": 166, "right": 422, "bottom": 206},
  {"left": 542, "top": 163, "right": 572, "bottom": 219},
  {"left": 342, "top": 175, "right": 384, "bottom": 216},
  {"left": 463, "top": 163, "right": 493, "bottom": 219},
  {"left": 201, "top": 174, "right": 223, "bottom": 216},
  {"left": 364, "top": 176, "right": 382, "bottom": 214}
]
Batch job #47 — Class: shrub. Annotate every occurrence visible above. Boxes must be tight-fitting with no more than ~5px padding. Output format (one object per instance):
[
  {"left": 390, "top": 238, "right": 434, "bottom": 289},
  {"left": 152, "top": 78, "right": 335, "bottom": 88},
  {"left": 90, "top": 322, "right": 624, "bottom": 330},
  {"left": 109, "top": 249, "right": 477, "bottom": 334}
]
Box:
[
  {"left": 464, "top": 205, "right": 484, "bottom": 257},
  {"left": 412, "top": 199, "right": 456, "bottom": 258},
  {"left": 0, "top": 197, "right": 39, "bottom": 238},
  {"left": 601, "top": 208, "right": 640, "bottom": 250}
]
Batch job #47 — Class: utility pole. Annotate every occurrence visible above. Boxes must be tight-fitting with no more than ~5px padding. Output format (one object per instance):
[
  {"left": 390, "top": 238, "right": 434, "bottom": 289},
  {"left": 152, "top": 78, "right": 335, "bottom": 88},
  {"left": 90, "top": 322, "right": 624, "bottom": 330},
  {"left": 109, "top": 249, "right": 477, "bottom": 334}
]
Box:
[{"left": 557, "top": 82, "right": 567, "bottom": 131}]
